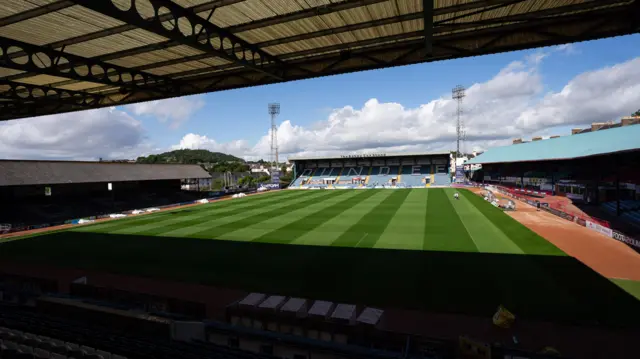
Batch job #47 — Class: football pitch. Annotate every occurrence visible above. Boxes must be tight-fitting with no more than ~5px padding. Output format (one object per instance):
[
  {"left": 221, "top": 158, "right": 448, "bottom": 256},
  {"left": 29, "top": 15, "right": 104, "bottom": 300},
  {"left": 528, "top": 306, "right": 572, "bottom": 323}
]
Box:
[{"left": 2, "top": 189, "right": 639, "bottom": 326}]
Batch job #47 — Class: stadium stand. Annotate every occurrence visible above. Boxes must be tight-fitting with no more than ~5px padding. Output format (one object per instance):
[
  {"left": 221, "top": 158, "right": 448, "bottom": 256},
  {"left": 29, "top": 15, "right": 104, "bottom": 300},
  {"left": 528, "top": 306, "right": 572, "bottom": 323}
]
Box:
[
  {"left": 308, "top": 168, "right": 341, "bottom": 188},
  {"left": 335, "top": 167, "right": 369, "bottom": 188},
  {"left": 0, "top": 160, "right": 211, "bottom": 231},
  {"left": 469, "top": 121, "right": 640, "bottom": 242},
  {"left": 366, "top": 167, "right": 400, "bottom": 188},
  {"left": 289, "top": 153, "right": 452, "bottom": 189},
  {"left": 0, "top": 303, "right": 278, "bottom": 359},
  {"left": 399, "top": 166, "right": 431, "bottom": 187},
  {"left": 432, "top": 173, "right": 451, "bottom": 187},
  {"left": 603, "top": 200, "right": 640, "bottom": 228}
]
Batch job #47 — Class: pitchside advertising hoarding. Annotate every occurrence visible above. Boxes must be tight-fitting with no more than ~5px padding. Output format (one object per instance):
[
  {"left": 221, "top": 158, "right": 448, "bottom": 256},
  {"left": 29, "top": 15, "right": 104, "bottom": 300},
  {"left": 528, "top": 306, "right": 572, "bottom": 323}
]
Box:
[
  {"left": 612, "top": 231, "right": 640, "bottom": 250},
  {"left": 271, "top": 170, "right": 280, "bottom": 184},
  {"left": 455, "top": 166, "right": 464, "bottom": 182},
  {"left": 586, "top": 220, "right": 613, "bottom": 238}
]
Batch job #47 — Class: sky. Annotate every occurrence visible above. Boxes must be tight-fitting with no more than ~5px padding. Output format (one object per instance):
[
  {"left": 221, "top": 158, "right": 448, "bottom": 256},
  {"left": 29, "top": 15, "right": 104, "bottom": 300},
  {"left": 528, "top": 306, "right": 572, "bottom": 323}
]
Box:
[{"left": 1, "top": 34, "right": 640, "bottom": 162}]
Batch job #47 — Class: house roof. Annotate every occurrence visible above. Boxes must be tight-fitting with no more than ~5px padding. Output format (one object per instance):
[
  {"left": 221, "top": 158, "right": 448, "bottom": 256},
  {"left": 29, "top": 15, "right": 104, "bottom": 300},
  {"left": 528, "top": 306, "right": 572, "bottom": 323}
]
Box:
[
  {"left": 1, "top": 0, "right": 638, "bottom": 121},
  {"left": 0, "top": 160, "right": 210, "bottom": 187},
  {"left": 467, "top": 124, "right": 640, "bottom": 165}
]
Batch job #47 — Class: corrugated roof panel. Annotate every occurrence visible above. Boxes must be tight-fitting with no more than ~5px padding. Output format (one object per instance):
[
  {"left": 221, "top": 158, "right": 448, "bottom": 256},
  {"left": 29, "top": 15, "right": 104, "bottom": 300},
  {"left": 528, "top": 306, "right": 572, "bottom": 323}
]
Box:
[
  {"left": 17, "top": 74, "right": 74, "bottom": 86},
  {"left": 56, "top": 82, "right": 106, "bottom": 92},
  {"left": 66, "top": 30, "right": 168, "bottom": 59},
  {"left": 0, "top": 6, "right": 112, "bottom": 46},
  {"left": 0, "top": 0, "right": 54, "bottom": 18},
  {"left": 467, "top": 125, "right": 640, "bottom": 165},
  {"left": 0, "top": 67, "right": 24, "bottom": 78},
  {"left": 212, "top": 0, "right": 274, "bottom": 28},
  {"left": 106, "top": 46, "right": 203, "bottom": 69}
]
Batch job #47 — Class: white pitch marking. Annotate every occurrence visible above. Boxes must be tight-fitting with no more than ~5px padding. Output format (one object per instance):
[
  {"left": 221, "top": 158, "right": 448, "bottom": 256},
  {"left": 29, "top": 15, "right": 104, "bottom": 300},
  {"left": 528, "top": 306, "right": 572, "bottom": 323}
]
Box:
[{"left": 354, "top": 232, "right": 368, "bottom": 247}]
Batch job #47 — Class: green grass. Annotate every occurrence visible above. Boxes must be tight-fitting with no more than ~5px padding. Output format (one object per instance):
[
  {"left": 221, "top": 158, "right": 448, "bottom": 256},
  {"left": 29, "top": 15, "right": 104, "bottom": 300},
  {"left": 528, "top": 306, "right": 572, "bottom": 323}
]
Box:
[
  {"left": 1, "top": 189, "right": 639, "bottom": 327},
  {"left": 611, "top": 279, "right": 640, "bottom": 300}
]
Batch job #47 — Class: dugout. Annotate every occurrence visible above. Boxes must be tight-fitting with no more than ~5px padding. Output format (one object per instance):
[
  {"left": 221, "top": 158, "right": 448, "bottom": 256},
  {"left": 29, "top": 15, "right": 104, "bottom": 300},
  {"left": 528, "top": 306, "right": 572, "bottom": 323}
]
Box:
[
  {"left": 0, "top": 160, "right": 211, "bottom": 227},
  {"left": 467, "top": 122, "right": 640, "bottom": 216}
]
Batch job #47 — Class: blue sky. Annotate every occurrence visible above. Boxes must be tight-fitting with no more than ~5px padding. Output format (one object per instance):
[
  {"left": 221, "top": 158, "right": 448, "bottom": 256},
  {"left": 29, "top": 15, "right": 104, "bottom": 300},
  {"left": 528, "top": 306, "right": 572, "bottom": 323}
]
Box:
[
  {"left": 2, "top": 34, "right": 640, "bottom": 161},
  {"left": 127, "top": 34, "right": 640, "bottom": 151}
]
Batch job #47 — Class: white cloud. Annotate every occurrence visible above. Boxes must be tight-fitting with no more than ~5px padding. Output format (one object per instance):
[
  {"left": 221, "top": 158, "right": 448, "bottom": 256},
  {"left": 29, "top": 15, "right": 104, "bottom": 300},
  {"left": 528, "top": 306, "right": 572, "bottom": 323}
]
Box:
[
  {"left": 171, "top": 133, "right": 251, "bottom": 158},
  {"left": 128, "top": 95, "right": 204, "bottom": 129},
  {"left": 515, "top": 57, "right": 640, "bottom": 131},
  {"left": 0, "top": 108, "right": 146, "bottom": 160},
  {"left": 218, "top": 53, "right": 638, "bottom": 160},
  {"left": 554, "top": 43, "right": 578, "bottom": 55}
]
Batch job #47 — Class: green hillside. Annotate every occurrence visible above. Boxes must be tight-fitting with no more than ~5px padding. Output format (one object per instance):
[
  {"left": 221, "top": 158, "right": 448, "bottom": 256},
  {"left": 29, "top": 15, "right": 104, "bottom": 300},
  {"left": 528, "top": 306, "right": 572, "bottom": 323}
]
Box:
[{"left": 136, "top": 149, "right": 244, "bottom": 164}]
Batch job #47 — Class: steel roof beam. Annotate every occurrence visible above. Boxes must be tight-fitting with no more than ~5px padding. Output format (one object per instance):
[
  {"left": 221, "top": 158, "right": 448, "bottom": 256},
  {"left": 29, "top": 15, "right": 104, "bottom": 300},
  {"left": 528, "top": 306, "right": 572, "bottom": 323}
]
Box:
[
  {"left": 423, "top": 0, "right": 433, "bottom": 56},
  {"left": 227, "top": 0, "right": 389, "bottom": 33},
  {"left": 0, "top": 79, "right": 103, "bottom": 107},
  {"left": 70, "top": 0, "right": 287, "bottom": 80},
  {"left": 0, "top": 36, "right": 180, "bottom": 95}
]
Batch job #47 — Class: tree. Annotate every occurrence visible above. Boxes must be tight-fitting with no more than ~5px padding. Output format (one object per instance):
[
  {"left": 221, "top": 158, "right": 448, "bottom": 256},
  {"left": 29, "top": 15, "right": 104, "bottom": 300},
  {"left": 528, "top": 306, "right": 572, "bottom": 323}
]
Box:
[
  {"left": 211, "top": 178, "right": 225, "bottom": 190},
  {"left": 257, "top": 175, "right": 271, "bottom": 184},
  {"left": 633, "top": 109, "right": 640, "bottom": 117},
  {"left": 238, "top": 176, "right": 256, "bottom": 187}
]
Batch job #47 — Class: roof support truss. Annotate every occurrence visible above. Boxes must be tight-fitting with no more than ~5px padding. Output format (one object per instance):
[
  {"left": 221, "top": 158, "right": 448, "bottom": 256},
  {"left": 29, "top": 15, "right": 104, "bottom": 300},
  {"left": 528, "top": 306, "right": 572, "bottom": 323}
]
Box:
[
  {"left": 69, "top": 0, "right": 288, "bottom": 80},
  {"left": 0, "top": 79, "right": 103, "bottom": 107},
  {"left": 23, "top": 0, "right": 543, "bottom": 90},
  {"left": 0, "top": 36, "right": 181, "bottom": 95},
  {"left": 171, "top": 3, "right": 634, "bottom": 94}
]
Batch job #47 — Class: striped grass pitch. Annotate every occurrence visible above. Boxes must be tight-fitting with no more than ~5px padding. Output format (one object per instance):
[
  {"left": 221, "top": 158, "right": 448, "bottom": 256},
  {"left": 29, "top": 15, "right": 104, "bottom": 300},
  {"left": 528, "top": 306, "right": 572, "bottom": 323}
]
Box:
[
  {"left": 2, "top": 189, "right": 639, "bottom": 326},
  {"left": 55, "top": 188, "right": 564, "bottom": 253}
]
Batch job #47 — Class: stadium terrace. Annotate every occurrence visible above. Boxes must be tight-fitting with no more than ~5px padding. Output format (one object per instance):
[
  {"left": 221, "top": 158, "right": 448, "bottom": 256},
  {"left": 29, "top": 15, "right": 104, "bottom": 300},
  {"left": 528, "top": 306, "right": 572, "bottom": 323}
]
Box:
[
  {"left": 467, "top": 119, "right": 640, "bottom": 238},
  {"left": 289, "top": 152, "right": 454, "bottom": 189}
]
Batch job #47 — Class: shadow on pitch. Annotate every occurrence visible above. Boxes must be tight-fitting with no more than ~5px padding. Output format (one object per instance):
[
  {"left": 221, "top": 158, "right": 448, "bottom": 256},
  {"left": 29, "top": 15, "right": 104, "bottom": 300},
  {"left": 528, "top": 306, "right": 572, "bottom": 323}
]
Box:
[{"left": 1, "top": 231, "right": 639, "bottom": 328}]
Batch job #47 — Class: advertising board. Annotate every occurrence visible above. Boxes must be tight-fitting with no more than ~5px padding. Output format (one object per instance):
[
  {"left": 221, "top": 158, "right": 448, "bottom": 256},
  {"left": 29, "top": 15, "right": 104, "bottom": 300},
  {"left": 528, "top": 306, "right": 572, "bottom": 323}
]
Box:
[
  {"left": 586, "top": 220, "right": 613, "bottom": 237},
  {"left": 455, "top": 166, "right": 465, "bottom": 182},
  {"left": 271, "top": 170, "right": 280, "bottom": 184},
  {"left": 612, "top": 231, "right": 640, "bottom": 249}
]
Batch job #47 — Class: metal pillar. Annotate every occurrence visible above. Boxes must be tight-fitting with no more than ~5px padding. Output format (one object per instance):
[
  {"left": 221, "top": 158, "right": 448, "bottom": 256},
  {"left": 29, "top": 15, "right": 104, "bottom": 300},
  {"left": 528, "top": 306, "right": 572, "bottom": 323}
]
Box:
[
  {"left": 268, "top": 103, "right": 280, "bottom": 170},
  {"left": 452, "top": 85, "right": 465, "bottom": 167}
]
